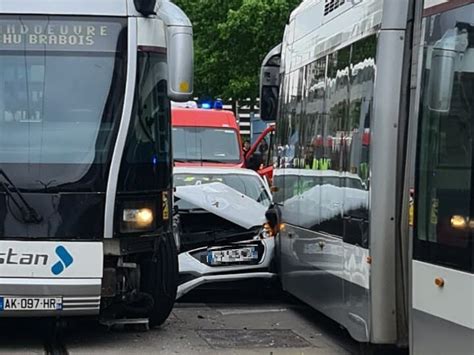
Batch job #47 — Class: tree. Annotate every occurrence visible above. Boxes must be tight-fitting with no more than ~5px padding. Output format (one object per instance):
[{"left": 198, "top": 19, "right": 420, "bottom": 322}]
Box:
[{"left": 174, "top": 0, "right": 300, "bottom": 103}]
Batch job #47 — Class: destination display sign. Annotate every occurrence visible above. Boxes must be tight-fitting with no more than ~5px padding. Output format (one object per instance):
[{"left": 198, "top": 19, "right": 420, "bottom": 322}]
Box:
[{"left": 0, "top": 17, "right": 125, "bottom": 52}]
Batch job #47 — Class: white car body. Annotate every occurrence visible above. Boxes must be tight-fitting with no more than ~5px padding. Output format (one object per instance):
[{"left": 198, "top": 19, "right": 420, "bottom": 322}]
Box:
[{"left": 173, "top": 167, "right": 276, "bottom": 299}]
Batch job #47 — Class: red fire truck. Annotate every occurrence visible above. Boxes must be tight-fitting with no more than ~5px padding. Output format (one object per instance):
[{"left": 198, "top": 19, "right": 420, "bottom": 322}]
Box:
[
  {"left": 172, "top": 102, "right": 245, "bottom": 168},
  {"left": 171, "top": 102, "right": 275, "bottom": 181}
]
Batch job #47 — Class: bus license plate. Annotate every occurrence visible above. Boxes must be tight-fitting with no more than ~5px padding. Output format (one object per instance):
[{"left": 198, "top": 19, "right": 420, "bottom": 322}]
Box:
[
  {"left": 0, "top": 297, "right": 63, "bottom": 311},
  {"left": 207, "top": 246, "right": 258, "bottom": 265}
]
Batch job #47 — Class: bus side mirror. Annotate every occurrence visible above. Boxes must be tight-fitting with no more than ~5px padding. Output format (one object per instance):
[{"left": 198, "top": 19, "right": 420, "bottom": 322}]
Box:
[
  {"left": 167, "top": 26, "right": 194, "bottom": 102},
  {"left": 260, "top": 44, "right": 282, "bottom": 121},
  {"left": 428, "top": 28, "right": 468, "bottom": 113},
  {"left": 428, "top": 48, "right": 457, "bottom": 113},
  {"left": 134, "top": 0, "right": 157, "bottom": 16},
  {"left": 159, "top": 1, "right": 194, "bottom": 102},
  {"left": 261, "top": 84, "right": 279, "bottom": 121}
]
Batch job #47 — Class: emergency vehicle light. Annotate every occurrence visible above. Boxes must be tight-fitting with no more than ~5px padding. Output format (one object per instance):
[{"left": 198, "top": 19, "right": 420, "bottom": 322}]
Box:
[
  {"left": 214, "top": 100, "right": 223, "bottom": 110},
  {"left": 200, "top": 99, "right": 223, "bottom": 110}
]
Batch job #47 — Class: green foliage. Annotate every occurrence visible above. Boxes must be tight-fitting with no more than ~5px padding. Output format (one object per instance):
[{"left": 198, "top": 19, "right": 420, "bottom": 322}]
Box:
[{"left": 174, "top": 0, "right": 300, "bottom": 103}]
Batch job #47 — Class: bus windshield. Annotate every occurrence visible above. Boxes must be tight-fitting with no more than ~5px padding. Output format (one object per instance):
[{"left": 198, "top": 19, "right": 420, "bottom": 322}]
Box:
[
  {"left": 172, "top": 127, "right": 241, "bottom": 163},
  {"left": 0, "top": 16, "right": 127, "bottom": 191}
]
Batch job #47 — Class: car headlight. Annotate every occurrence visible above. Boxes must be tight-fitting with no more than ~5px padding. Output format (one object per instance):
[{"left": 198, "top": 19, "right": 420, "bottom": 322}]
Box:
[
  {"left": 120, "top": 203, "right": 156, "bottom": 233},
  {"left": 259, "top": 222, "right": 285, "bottom": 239},
  {"left": 260, "top": 223, "right": 274, "bottom": 239}
]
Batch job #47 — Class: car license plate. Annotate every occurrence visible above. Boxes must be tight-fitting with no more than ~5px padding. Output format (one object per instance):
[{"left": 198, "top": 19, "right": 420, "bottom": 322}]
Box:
[
  {"left": 207, "top": 246, "right": 258, "bottom": 265},
  {"left": 0, "top": 296, "right": 63, "bottom": 311}
]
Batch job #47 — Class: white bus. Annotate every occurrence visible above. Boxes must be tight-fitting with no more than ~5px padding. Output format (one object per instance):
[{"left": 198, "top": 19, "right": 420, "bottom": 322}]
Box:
[
  {"left": 260, "top": 0, "right": 473, "bottom": 352},
  {"left": 0, "top": 0, "right": 193, "bottom": 327}
]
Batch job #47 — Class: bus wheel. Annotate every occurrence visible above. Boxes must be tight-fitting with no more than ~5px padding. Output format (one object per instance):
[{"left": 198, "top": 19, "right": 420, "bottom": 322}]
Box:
[{"left": 141, "top": 233, "right": 178, "bottom": 328}]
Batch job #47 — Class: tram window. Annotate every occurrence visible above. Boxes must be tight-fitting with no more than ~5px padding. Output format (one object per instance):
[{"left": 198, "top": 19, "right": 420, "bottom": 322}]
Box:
[
  {"left": 415, "top": 4, "right": 473, "bottom": 273},
  {"left": 313, "top": 47, "right": 351, "bottom": 238},
  {"left": 0, "top": 55, "right": 116, "bottom": 163},
  {"left": 279, "top": 68, "right": 305, "bottom": 226},
  {"left": 273, "top": 72, "right": 291, "bottom": 205},
  {"left": 348, "top": 34, "right": 375, "bottom": 187},
  {"left": 0, "top": 17, "right": 127, "bottom": 192},
  {"left": 118, "top": 53, "right": 171, "bottom": 192},
  {"left": 342, "top": 35, "right": 375, "bottom": 247}
]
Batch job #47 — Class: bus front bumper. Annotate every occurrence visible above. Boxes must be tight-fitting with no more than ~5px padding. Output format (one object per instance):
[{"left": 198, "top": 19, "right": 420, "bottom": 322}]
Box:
[
  {"left": 0, "top": 278, "right": 101, "bottom": 317},
  {"left": 0, "top": 240, "right": 103, "bottom": 317}
]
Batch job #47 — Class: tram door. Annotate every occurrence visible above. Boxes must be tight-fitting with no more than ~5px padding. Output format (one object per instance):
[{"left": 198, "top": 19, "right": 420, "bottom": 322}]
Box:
[{"left": 412, "top": 3, "right": 474, "bottom": 354}]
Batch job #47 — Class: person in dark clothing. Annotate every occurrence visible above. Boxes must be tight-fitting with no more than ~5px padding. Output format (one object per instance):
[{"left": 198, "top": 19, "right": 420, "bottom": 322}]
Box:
[
  {"left": 246, "top": 151, "right": 263, "bottom": 171},
  {"left": 242, "top": 140, "right": 251, "bottom": 155}
]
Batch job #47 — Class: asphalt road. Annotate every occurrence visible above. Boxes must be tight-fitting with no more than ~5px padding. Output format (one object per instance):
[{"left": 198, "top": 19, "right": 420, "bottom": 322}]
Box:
[{"left": 0, "top": 285, "right": 362, "bottom": 355}]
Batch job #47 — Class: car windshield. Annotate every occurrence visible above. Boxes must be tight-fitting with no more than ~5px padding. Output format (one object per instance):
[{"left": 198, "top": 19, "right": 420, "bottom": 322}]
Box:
[
  {"left": 175, "top": 172, "right": 271, "bottom": 207},
  {"left": 172, "top": 127, "right": 241, "bottom": 163},
  {"left": 0, "top": 16, "right": 127, "bottom": 191}
]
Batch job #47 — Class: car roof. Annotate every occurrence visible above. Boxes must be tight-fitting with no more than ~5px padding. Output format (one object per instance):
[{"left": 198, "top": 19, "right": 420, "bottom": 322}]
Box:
[{"left": 171, "top": 108, "right": 239, "bottom": 129}]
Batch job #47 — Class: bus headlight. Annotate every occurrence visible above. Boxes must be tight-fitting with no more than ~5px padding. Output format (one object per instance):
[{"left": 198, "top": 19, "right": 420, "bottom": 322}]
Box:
[
  {"left": 450, "top": 215, "right": 467, "bottom": 229},
  {"left": 121, "top": 207, "right": 155, "bottom": 233}
]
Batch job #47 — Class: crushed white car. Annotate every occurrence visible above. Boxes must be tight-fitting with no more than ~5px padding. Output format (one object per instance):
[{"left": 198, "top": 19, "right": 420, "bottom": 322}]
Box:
[{"left": 173, "top": 167, "right": 276, "bottom": 299}]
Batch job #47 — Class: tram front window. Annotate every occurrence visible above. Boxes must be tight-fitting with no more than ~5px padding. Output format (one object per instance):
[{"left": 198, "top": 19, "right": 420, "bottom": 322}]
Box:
[
  {"left": 0, "top": 17, "right": 127, "bottom": 192},
  {"left": 416, "top": 4, "right": 474, "bottom": 273}
]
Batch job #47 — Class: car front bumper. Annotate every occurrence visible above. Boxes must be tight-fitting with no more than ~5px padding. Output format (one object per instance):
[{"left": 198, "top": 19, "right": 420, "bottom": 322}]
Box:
[{"left": 177, "top": 238, "right": 276, "bottom": 299}]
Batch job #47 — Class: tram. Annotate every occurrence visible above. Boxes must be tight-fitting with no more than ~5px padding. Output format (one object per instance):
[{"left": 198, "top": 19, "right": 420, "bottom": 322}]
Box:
[
  {"left": 0, "top": 0, "right": 193, "bottom": 326},
  {"left": 260, "top": 0, "right": 473, "bottom": 352}
]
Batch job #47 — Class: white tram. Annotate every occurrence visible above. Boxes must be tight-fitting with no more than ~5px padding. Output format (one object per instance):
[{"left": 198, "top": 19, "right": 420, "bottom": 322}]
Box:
[
  {"left": 0, "top": 0, "right": 193, "bottom": 327},
  {"left": 260, "top": 0, "right": 473, "bottom": 352}
]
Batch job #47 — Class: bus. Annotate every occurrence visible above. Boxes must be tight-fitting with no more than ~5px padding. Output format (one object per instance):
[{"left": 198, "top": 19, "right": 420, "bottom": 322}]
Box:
[
  {"left": 0, "top": 0, "right": 193, "bottom": 327},
  {"left": 260, "top": 0, "right": 473, "bottom": 352}
]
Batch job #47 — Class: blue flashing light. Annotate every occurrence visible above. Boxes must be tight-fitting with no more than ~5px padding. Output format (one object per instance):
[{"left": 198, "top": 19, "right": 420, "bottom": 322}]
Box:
[
  {"left": 152, "top": 155, "right": 158, "bottom": 166},
  {"left": 213, "top": 100, "right": 223, "bottom": 110},
  {"left": 201, "top": 102, "right": 212, "bottom": 109}
]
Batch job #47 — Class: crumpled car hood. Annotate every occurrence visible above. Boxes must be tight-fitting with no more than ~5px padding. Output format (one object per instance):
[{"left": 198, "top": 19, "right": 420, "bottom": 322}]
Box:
[{"left": 175, "top": 182, "right": 267, "bottom": 230}]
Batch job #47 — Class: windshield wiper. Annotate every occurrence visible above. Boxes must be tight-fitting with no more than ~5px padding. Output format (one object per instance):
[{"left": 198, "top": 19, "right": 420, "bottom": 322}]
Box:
[{"left": 0, "top": 169, "right": 43, "bottom": 224}]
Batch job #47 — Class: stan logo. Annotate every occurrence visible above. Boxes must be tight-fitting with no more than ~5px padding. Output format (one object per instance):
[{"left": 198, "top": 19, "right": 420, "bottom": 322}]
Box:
[
  {"left": 51, "top": 246, "right": 74, "bottom": 275},
  {"left": 0, "top": 249, "right": 48, "bottom": 265}
]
